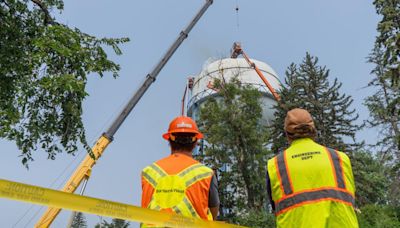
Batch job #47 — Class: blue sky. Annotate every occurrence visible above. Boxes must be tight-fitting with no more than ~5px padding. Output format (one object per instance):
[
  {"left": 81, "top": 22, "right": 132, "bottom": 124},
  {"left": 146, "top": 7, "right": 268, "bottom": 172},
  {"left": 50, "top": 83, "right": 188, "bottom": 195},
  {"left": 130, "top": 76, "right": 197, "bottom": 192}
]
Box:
[{"left": 1, "top": 0, "right": 379, "bottom": 227}]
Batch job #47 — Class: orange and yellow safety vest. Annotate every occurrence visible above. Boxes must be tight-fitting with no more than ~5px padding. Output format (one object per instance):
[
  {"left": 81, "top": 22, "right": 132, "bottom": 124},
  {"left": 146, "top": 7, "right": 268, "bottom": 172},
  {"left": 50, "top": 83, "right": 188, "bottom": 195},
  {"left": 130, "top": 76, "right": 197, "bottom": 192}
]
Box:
[
  {"left": 267, "top": 138, "right": 358, "bottom": 228},
  {"left": 141, "top": 153, "right": 214, "bottom": 226}
]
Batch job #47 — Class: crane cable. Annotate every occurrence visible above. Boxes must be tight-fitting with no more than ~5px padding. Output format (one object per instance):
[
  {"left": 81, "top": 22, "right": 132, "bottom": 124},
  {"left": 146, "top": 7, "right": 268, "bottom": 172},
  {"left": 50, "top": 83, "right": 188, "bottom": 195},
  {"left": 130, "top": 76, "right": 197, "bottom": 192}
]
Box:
[
  {"left": 14, "top": 119, "right": 109, "bottom": 226},
  {"left": 13, "top": 151, "right": 84, "bottom": 227},
  {"left": 234, "top": 0, "right": 242, "bottom": 42},
  {"left": 13, "top": 87, "right": 138, "bottom": 227},
  {"left": 17, "top": 150, "right": 87, "bottom": 227},
  {"left": 235, "top": 0, "right": 240, "bottom": 30}
]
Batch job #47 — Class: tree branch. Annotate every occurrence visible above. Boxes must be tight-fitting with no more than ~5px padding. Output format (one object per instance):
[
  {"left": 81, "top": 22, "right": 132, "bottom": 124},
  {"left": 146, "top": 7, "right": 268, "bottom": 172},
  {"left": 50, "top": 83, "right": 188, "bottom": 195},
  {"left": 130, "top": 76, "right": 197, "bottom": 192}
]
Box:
[{"left": 31, "top": 0, "right": 54, "bottom": 25}]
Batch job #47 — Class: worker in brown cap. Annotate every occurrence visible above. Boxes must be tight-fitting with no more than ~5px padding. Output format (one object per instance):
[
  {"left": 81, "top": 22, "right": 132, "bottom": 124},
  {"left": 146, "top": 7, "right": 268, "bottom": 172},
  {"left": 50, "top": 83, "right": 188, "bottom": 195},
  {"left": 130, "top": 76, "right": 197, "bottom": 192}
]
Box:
[{"left": 266, "top": 108, "right": 358, "bottom": 228}]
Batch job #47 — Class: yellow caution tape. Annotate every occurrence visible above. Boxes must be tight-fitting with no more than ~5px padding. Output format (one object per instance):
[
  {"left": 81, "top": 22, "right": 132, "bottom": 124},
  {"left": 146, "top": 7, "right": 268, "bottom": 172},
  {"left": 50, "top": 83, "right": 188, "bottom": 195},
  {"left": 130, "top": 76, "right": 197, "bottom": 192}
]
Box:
[{"left": 0, "top": 179, "right": 245, "bottom": 228}]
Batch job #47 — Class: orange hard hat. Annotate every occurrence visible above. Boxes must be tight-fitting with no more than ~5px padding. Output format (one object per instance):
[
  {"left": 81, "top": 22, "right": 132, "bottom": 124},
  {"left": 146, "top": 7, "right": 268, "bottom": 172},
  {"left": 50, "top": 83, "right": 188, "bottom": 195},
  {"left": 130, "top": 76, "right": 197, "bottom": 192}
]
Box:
[{"left": 162, "top": 116, "right": 203, "bottom": 140}]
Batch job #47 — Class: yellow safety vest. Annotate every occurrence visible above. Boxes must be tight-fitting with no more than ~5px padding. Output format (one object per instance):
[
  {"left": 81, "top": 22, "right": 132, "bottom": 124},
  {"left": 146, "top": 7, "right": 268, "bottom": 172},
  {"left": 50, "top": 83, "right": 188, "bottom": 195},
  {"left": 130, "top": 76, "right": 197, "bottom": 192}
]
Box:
[
  {"left": 141, "top": 161, "right": 214, "bottom": 227},
  {"left": 267, "top": 138, "right": 358, "bottom": 228}
]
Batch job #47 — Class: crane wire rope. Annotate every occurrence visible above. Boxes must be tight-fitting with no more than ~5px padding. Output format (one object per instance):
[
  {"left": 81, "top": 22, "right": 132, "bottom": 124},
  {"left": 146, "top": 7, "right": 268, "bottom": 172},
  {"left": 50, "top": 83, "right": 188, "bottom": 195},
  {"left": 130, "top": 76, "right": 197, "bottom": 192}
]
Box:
[
  {"left": 14, "top": 101, "right": 123, "bottom": 227},
  {"left": 235, "top": 0, "right": 240, "bottom": 41},
  {"left": 235, "top": 0, "right": 240, "bottom": 29},
  {"left": 13, "top": 151, "right": 84, "bottom": 227},
  {"left": 18, "top": 149, "right": 87, "bottom": 227},
  {"left": 22, "top": 89, "right": 144, "bottom": 227}
]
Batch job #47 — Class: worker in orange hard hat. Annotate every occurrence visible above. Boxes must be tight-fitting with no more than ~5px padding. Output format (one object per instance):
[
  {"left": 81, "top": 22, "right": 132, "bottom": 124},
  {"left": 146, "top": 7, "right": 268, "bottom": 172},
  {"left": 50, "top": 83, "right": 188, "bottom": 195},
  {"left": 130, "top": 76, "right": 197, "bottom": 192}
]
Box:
[
  {"left": 141, "top": 116, "right": 219, "bottom": 226},
  {"left": 266, "top": 108, "right": 358, "bottom": 228}
]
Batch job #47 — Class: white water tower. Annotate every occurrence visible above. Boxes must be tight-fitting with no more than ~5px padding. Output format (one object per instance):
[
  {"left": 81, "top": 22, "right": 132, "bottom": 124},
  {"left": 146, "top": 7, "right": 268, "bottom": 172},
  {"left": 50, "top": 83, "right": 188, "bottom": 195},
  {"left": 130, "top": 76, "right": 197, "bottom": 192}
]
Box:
[
  {"left": 186, "top": 54, "right": 281, "bottom": 216},
  {"left": 187, "top": 57, "right": 281, "bottom": 126}
]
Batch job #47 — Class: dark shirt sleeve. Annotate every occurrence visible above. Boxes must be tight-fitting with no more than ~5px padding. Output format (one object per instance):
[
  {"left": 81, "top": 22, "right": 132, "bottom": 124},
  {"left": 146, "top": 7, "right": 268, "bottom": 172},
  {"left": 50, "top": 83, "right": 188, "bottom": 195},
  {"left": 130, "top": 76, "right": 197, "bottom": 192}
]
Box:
[
  {"left": 266, "top": 170, "right": 275, "bottom": 212},
  {"left": 208, "top": 175, "right": 220, "bottom": 208}
]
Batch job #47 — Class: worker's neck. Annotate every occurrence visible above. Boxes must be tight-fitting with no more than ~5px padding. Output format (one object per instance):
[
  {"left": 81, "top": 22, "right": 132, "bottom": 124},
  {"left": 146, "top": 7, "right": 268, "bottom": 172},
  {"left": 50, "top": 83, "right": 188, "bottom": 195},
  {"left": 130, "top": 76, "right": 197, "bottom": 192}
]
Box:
[{"left": 171, "top": 150, "right": 193, "bottom": 157}]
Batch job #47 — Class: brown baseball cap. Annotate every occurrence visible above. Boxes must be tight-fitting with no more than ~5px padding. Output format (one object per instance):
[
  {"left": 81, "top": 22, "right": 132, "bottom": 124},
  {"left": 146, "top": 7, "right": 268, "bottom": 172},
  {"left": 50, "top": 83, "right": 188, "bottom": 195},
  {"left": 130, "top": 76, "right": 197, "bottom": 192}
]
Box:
[{"left": 284, "top": 108, "right": 316, "bottom": 140}]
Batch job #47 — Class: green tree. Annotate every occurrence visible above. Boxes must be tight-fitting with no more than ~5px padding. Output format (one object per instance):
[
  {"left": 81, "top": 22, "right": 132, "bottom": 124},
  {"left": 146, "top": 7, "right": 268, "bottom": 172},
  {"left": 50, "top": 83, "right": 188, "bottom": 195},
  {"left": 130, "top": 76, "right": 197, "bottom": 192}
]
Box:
[
  {"left": 365, "top": 0, "right": 400, "bottom": 205},
  {"left": 270, "top": 53, "right": 361, "bottom": 153},
  {"left": 0, "top": 0, "right": 129, "bottom": 165},
  {"left": 373, "top": 0, "right": 400, "bottom": 89},
  {"left": 70, "top": 212, "right": 87, "bottom": 228},
  {"left": 364, "top": 71, "right": 400, "bottom": 205},
  {"left": 197, "top": 77, "right": 272, "bottom": 222},
  {"left": 366, "top": 47, "right": 400, "bottom": 162},
  {"left": 351, "top": 150, "right": 389, "bottom": 207},
  {"left": 357, "top": 204, "right": 400, "bottom": 228},
  {"left": 232, "top": 209, "right": 275, "bottom": 228},
  {"left": 95, "top": 218, "right": 130, "bottom": 228}
]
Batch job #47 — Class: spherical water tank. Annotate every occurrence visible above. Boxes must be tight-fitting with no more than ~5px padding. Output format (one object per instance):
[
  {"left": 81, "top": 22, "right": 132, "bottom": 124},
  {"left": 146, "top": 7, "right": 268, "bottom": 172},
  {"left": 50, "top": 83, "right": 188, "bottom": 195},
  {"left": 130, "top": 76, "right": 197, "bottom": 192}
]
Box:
[{"left": 187, "top": 58, "right": 281, "bottom": 126}]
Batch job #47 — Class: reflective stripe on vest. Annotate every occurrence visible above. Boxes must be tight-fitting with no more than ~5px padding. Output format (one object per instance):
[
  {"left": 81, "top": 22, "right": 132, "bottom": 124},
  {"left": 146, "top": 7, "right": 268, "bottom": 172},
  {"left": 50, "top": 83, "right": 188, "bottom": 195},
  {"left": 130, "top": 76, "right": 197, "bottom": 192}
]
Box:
[
  {"left": 325, "top": 147, "right": 346, "bottom": 189},
  {"left": 275, "top": 147, "right": 355, "bottom": 215},
  {"left": 142, "top": 162, "right": 213, "bottom": 218},
  {"left": 276, "top": 150, "right": 293, "bottom": 195},
  {"left": 275, "top": 188, "right": 355, "bottom": 215}
]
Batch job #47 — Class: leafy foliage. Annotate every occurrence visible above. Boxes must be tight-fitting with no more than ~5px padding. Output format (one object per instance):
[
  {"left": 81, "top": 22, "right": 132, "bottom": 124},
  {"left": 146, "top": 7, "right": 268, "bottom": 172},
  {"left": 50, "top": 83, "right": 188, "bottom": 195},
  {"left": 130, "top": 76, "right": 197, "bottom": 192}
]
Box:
[
  {"left": 373, "top": 0, "right": 400, "bottom": 89},
  {"left": 357, "top": 204, "right": 400, "bottom": 228},
  {"left": 365, "top": 47, "right": 400, "bottom": 162},
  {"left": 94, "top": 218, "right": 130, "bottom": 228},
  {"left": 232, "top": 209, "right": 275, "bottom": 228},
  {"left": 0, "top": 0, "right": 129, "bottom": 165},
  {"left": 70, "top": 212, "right": 87, "bottom": 228},
  {"left": 350, "top": 151, "right": 389, "bottom": 207},
  {"left": 197, "top": 77, "right": 271, "bottom": 221},
  {"left": 365, "top": 0, "right": 400, "bottom": 205},
  {"left": 270, "top": 53, "right": 361, "bottom": 153}
]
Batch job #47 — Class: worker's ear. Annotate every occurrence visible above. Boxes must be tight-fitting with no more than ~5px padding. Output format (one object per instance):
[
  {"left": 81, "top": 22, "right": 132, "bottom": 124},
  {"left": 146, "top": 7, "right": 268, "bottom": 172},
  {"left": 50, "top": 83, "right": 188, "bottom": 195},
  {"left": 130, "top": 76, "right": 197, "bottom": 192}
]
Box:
[
  {"left": 285, "top": 131, "right": 293, "bottom": 144},
  {"left": 170, "top": 134, "right": 176, "bottom": 142}
]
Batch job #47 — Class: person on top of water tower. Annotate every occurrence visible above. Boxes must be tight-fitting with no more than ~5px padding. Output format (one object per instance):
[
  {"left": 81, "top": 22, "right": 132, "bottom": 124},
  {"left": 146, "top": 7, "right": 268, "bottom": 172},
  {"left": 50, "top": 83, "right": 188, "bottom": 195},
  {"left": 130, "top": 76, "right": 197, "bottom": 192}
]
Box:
[
  {"left": 266, "top": 108, "right": 358, "bottom": 228},
  {"left": 140, "top": 116, "right": 219, "bottom": 226}
]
